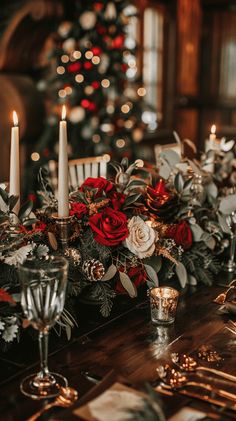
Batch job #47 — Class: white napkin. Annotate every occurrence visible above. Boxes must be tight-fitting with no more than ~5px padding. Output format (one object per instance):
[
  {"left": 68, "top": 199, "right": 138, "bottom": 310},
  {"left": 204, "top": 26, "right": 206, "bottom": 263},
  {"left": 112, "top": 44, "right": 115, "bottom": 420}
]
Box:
[
  {"left": 88, "top": 389, "right": 143, "bottom": 421},
  {"left": 168, "top": 406, "right": 206, "bottom": 421}
]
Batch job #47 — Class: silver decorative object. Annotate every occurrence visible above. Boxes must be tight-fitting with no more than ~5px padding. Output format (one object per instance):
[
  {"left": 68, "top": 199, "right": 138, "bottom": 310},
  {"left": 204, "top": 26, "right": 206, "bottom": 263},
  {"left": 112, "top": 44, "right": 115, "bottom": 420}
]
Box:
[
  {"left": 225, "top": 211, "right": 236, "bottom": 273},
  {"left": 52, "top": 214, "right": 73, "bottom": 249}
]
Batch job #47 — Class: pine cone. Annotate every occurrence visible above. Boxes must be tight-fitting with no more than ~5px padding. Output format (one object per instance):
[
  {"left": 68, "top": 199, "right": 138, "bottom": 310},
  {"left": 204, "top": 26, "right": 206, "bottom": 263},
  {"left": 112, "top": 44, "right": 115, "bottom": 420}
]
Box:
[{"left": 82, "top": 259, "right": 105, "bottom": 281}]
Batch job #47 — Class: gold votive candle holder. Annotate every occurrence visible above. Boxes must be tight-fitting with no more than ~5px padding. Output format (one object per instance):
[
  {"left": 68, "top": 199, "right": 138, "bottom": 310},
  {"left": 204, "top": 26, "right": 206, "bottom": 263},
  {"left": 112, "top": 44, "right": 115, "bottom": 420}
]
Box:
[{"left": 149, "top": 287, "right": 179, "bottom": 325}]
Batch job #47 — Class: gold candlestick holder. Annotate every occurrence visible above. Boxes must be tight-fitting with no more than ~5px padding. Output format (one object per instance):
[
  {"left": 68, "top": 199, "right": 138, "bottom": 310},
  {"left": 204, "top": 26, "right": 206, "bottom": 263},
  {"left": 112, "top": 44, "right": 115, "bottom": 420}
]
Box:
[{"left": 52, "top": 214, "right": 73, "bottom": 250}]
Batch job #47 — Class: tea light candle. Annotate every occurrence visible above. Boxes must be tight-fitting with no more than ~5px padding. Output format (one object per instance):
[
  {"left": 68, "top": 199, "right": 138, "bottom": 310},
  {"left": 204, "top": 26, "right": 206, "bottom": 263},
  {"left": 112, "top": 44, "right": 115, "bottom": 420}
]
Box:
[{"left": 58, "top": 105, "right": 69, "bottom": 217}]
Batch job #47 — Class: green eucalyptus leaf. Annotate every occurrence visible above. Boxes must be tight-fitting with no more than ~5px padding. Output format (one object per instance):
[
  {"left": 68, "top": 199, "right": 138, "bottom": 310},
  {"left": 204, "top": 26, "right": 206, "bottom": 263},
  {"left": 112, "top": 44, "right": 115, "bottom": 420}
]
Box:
[
  {"left": 183, "top": 178, "right": 193, "bottom": 191},
  {"left": 174, "top": 173, "right": 184, "bottom": 193},
  {"left": 205, "top": 182, "right": 218, "bottom": 199},
  {"left": 18, "top": 201, "right": 33, "bottom": 220},
  {"left": 124, "top": 193, "right": 142, "bottom": 207},
  {"left": 175, "top": 261, "right": 187, "bottom": 288},
  {"left": 119, "top": 271, "right": 137, "bottom": 298},
  {"left": 8, "top": 195, "right": 19, "bottom": 211},
  {"left": 188, "top": 274, "right": 197, "bottom": 286},
  {"left": 144, "top": 264, "right": 159, "bottom": 287},
  {"left": 144, "top": 256, "right": 162, "bottom": 273},
  {"left": 23, "top": 218, "right": 38, "bottom": 227},
  {"left": 127, "top": 179, "right": 147, "bottom": 188},
  {"left": 190, "top": 223, "right": 204, "bottom": 241},
  {"left": 158, "top": 159, "right": 171, "bottom": 180},
  {"left": 101, "top": 264, "right": 117, "bottom": 281},
  {"left": 219, "top": 194, "right": 236, "bottom": 214},
  {"left": 121, "top": 157, "right": 129, "bottom": 169},
  {"left": 188, "top": 159, "right": 202, "bottom": 176},
  {"left": 0, "top": 187, "right": 9, "bottom": 203},
  {"left": 160, "top": 149, "right": 180, "bottom": 166},
  {"left": 218, "top": 214, "right": 232, "bottom": 234}
]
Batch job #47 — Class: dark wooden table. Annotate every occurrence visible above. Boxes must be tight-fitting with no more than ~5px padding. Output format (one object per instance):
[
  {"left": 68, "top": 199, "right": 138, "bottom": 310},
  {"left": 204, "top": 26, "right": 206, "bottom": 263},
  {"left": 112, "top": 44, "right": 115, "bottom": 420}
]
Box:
[{"left": 0, "top": 279, "right": 236, "bottom": 421}]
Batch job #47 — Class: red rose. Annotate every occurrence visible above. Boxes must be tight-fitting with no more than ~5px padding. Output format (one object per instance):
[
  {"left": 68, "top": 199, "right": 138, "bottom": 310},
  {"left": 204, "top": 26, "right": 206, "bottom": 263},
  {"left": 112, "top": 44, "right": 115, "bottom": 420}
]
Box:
[
  {"left": 116, "top": 266, "right": 147, "bottom": 294},
  {"left": 166, "top": 220, "right": 193, "bottom": 250},
  {"left": 109, "top": 191, "right": 126, "bottom": 210},
  {"left": 70, "top": 202, "right": 87, "bottom": 219},
  {"left": 89, "top": 207, "right": 128, "bottom": 246},
  {"left": 81, "top": 177, "right": 114, "bottom": 197}
]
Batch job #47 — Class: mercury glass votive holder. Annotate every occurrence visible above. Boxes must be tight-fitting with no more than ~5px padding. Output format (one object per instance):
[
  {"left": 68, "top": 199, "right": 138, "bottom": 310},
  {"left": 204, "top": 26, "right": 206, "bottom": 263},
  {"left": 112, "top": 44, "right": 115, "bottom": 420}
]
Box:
[{"left": 149, "top": 287, "right": 179, "bottom": 325}]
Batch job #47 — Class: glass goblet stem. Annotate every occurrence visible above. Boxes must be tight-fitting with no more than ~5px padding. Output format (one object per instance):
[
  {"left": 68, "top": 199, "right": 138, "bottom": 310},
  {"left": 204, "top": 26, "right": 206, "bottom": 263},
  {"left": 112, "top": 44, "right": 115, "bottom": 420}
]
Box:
[{"left": 38, "top": 330, "right": 50, "bottom": 379}]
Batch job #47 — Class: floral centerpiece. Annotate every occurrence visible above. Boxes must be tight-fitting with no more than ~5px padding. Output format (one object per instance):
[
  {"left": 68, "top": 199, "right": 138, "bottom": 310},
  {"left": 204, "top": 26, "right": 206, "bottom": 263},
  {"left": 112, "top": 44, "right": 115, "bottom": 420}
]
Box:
[{"left": 0, "top": 155, "right": 230, "bottom": 348}]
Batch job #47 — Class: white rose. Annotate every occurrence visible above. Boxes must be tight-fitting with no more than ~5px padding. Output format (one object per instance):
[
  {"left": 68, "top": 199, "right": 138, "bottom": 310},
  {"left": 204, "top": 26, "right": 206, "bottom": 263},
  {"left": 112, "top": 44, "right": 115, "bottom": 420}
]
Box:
[{"left": 124, "top": 216, "right": 158, "bottom": 259}]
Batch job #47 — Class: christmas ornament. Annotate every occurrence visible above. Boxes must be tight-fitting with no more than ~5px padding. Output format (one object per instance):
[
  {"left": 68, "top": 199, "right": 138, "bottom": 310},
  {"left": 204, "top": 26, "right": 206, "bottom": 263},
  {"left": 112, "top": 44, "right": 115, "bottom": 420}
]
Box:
[
  {"left": 81, "top": 125, "right": 93, "bottom": 139},
  {"left": 84, "top": 61, "right": 93, "bottom": 70},
  {"left": 108, "top": 25, "right": 116, "bottom": 34},
  {"left": 79, "top": 11, "right": 97, "bottom": 30},
  {"left": 104, "top": 2, "right": 117, "bottom": 20},
  {"left": 64, "top": 247, "right": 81, "bottom": 267},
  {"left": 69, "top": 107, "right": 86, "bottom": 123},
  {"left": 91, "top": 46, "right": 102, "bottom": 56},
  {"left": 37, "top": 80, "right": 47, "bottom": 91},
  {"left": 82, "top": 259, "right": 105, "bottom": 281},
  {"left": 81, "top": 99, "right": 90, "bottom": 108},
  {"left": 146, "top": 187, "right": 180, "bottom": 223},
  {"left": 132, "top": 127, "right": 143, "bottom": 143},
  {"left": 94, "top": 2, "right": 103, "bottom": 12},
  {"left": 112, "top": 35, "right": 124, "bottom": 49},
  {"left": 67, "top": 62, "right": 81, "bottom": 73},
  {"left": 98, "top": 54, "right": 110, "bottom": 73},
  {"left": 58, "top": 21, "right": 72, "bottom": 38},
  {"left": 91, "top": 81, "right": 100, "bottom": 89},
  {"left": 62, "top": 38, "right": 76, "bottom": 53},
  {"left": 91, "top": 116, "right": 99, "bottom": 128}
]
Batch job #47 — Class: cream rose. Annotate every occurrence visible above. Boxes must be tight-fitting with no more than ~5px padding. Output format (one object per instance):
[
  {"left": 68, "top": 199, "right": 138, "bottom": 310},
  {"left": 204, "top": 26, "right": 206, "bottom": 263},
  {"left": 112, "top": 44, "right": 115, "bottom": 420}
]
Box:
[{"left": 123, "top": 216, "right": 158, "bottom": 259}]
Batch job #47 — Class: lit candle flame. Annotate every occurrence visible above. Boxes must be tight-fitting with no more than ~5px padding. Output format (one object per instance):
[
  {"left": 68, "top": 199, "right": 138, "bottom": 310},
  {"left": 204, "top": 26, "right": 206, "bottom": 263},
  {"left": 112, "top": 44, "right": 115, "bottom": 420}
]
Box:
[
  {"left": 62, "top": 105, "right": 66, "bottom": 121},
  {"left": 211, "top": 124, "right": 216, "bottom": 134},
  {"left": 13, "top": 111, "right": 18, "bottom": 127}
]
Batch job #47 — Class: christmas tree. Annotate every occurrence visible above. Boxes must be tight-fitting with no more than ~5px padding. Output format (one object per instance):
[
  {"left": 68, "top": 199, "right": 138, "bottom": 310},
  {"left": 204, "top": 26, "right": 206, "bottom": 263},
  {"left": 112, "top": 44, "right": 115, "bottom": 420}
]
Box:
[{"left": 26, "top": 0, "right": 150, "bottom": 197}]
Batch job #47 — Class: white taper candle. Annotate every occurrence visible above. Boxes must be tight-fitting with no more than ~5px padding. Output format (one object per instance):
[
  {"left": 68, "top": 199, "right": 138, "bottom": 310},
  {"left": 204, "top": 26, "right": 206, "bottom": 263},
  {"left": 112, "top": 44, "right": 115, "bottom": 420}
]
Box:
[
  {"left": 58, "top": 105, "right": 69, "bottom": 217},
  {"left": 9, "top": 111, "right": 20, "bottom": 221}
]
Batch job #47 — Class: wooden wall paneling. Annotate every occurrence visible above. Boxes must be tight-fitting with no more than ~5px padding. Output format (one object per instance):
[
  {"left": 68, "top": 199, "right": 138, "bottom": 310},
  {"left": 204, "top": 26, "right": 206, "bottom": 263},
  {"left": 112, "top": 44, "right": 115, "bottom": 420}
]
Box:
[
  {"left": 0, "top": 75, "right": 44, "bottom": 183},
  {"left": 0, "top": 0, "right": 63, "bottom": 72},
  {"left": 219, "top": 11, "right": 236, "bottom": 100},
  {"left": 174, "top": 0, "right": 202, "bottom": 148},
  {"left": 175, "top": 109, "right": 198, "bottom": 150},
  {"left": 176, "top": 0, "right": 202, "bottom": 96}
]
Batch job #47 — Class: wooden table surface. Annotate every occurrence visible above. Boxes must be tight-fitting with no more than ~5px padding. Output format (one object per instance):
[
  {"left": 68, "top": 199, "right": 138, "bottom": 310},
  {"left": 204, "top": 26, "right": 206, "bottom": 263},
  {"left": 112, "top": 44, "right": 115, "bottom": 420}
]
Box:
[{"left": 0, "top": 279, "right": 236, "bottom": 421}]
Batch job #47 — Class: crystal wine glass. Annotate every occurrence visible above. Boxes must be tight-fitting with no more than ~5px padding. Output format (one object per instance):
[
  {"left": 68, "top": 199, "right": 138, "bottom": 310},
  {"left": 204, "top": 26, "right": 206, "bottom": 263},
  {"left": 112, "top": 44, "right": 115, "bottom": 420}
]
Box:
[{"left": 19, "top": 256, "right": 69, "bottom": 399}]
